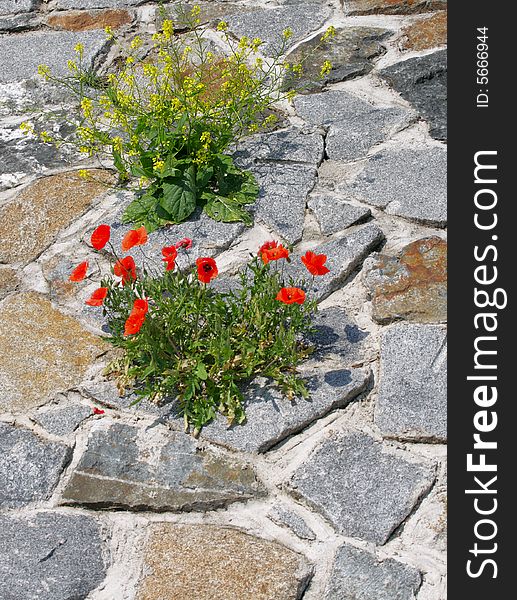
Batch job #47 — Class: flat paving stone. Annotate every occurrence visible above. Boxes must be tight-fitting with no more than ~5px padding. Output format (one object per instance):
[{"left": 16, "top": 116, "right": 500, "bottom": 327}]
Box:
[
  {"left": 291, "top": 223, "right": 385, "bottom": 301},
  {"left": 308, "top": 193, "right": 371, "bottom": 234},
  {"left": 287, "top": 430, "right": 435, "bottom": 544},
  {"left": 294, "top": 90, "right": 414, "bottom": 161},
  {"left": 136, "top": 523, "right": 313, "bottom": 600},
  {"left": 0, "top": 266, "right": 18, "bottom": 299},
  {"left": 0, "top": 512, "right": 106, "bottom": 600},
  {"left": 375, "top": 323, "right": 447, "bottom": 442},
  {"left": 55, "top": 0, "right": 141, "bottom": 9},
  {"left": 226, "top": 3, "right": 331, "bottom": 55},
  {"left": 199, "top": 368, "right": 370, "bottom": 453},
  {"left": 47, "top": 8, "right": 133, "bottom": 31},
  {"left": 400, "top": 11, "right": 447, "bottom": 52},
  {"left": 268, "top": 504, "right": 316, "bottom": 541},
  {"left": 380, "top": 50, "right": 447, "bottom": 140},
  {"left": 0, "top": 423, "right": 72, "bottom": 508},
  {"left": 0, "top": 29, "right": 109, "bottom": 84},
  {"left": 0, "top": 292, "right": 108, "bottom": 413},
  {"left": 0, "top": 0, "right": 38, "bottom": 14},
  {"left": 62, "top": 422, "right": 265, "bottom": 510},
  {"left": 0, "top": 10, "right": 39, "bottom": 31},
  {"left": 324, "top": 543, "right": 422, "bottom": 599},
  {"left": 338, "top": 146, "right": 447, "bottom": 227},
  {"left": 287, "top": 26, "right": 391, "bottom": 92},
  {"left": 32, "top": 403, "right": 93, "bottom": 436},
  {"left": 364, "top": 237, "right": 447, "bottom": 323},
  {"left": 346, "top": 0, "right": 447, "bottom": 15},
  {"left": 0, "top": 170, "right": 113, "bottom": 264}
]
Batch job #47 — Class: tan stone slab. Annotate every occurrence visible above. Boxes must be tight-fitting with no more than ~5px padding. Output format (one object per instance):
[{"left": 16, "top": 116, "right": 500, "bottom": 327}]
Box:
[
  {"left": 401, "top": 11, "right": 447, "bottom": 51},
  {"left": 47, "top": 9, "right": 133, "bottom": 31},
  {"left": 0, "top": 292, "right": 108, "bottom": 413},
  {"left": 0, "top": 170, "right": 113, "bottom": 265},
  {"left": 0, "top": 267, "right": 18, "bottom": 299},
  {"left": 137, "top": 524, "right": 313, "bottom": 600},
  {"left": 347, "top": 0, "right": 447, "bottom": 15}
]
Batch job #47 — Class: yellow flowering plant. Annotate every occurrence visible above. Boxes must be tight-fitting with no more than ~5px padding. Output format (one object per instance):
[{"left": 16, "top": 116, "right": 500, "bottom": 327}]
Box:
[{"left": 31, "top": 6, "right": 335, "bottom": 232}]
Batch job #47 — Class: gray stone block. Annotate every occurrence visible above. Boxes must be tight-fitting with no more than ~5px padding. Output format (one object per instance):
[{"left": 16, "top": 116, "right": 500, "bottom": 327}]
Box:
[
  {"left": 0, "top": 512, "right": 106, "bottom": 600},
  {"left": 33, "top": 403, "right": 92, "bottom": 436},
  {"left": 324, "top": 543, "right": 422, "bottom": 599},
  {"left": 288, "top": 430, "right": 435, "bottom": 543},
  {"left": 62, "top": 422, "right": 265, "bottom": 510},
  {"left": 380, "top": 50, "right": 447, "bottom": 140},
  {"left": 0, "top": 0, "right": 37, "bottom": 15},
  {"left": 375, "top": 323, "right": 447, "bottom": 442},
  {"left": 198, "top": 368, "right": 370, "bottom": 453},
  {"left": 308, "top": 194, "right": 371, "bottom": 234},
  {"left": 268, "top": 504, "right": 316, "bottom": 540},
  {"left": 0, "top": 423, "right": 71, "bottom": 508},
  {"left": 338, "top": 146, "right": 447, "bottom": 227}
]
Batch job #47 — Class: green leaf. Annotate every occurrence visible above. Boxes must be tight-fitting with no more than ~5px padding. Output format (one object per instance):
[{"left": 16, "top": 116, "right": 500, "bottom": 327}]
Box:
[
  {"left": 196, "top": 165, "right": 214, "bottom": 190},
  {"left": 112, "top": 149, "right": 126, "bottom": 174},
  {"left": 203, "top": 192, "right": 252, "bottom": 225},
  {"left": 196, "top": 362, "right": 208, "bottom": 380},
  {"left": 122, "top": 190, "right": 169, "bottom": 233},
  {"left": 160, "top": 166, "right": 197, "bottom": 223}
]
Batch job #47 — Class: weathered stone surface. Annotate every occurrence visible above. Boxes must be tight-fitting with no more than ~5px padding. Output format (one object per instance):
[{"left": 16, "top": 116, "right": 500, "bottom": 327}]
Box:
[
  {"left": 338, "top": 146, "right": 447, "bottom": 226},
  {"left": 308, "top": 193, "right": 371, "bottom": 234},
  {"left": 346, "top": 0, "right": 447, "bottom": 16},
  {"left": 0, "top": 170, "right": 113, "bottom": 264},
  {"left": 288, "top": 430, "right": 435, "bottom": 543},
  {"left": 0, "top": 266, "right": 18, "bottom": 299},
  {"left": 364, "top": 237, "right": 447, "bottom": 323},
  {"left": 0, "top": 423, "right": 72, "bottom": 508},
  {"left": 227, "top": 3, "right": 331, "bottom": 54},
  {"left": 234, "top": 127, "right": 324, "bottom": 168},
  {"left": 304, "top": 307, "right": 369, "bottom": 363},
  {"left": 292, "top": 223, "right": 384, "bottom": 301},
  {"left": 136, "top": 523, "right": 313, "bottom": 600},
  {"left": 0, "top": 10, "right": 39, "bottom": 31},
  {"left": 380, "top": 50, "right": 447, "bottom": 140},
  {"left": 324, "top": 544, "right": 422, "bottom": 599},
  {"left": 47, "top": 9, "right": 133, "bottom": 31},
  {"left": 158, "top": 1, "right": 251, "bottom": 29},
  {"left": 250, "top": 162, "right": 317, "bottom": 244},
  {"left": 55, "top": 0, "right": 141, "bottom": 8},
  {"left": 199, "top": 368, "right": 370, "bottom": 453},
  {"left": 268, "top": 504, "right": 316, "bottom": 541},
  {"left": 294, "top": 90, "right": 414, "bottom": 161},
  {"left": 0, "top": 29, "right": 109, "bottom": 83},
  {"left": 287, "top": 26, "right": 391, "bottom": 92},
  {"left": 62, "top": 422, "right": 265, "bottom": 510},
  {"left": 0, "top": 512, "right": 106, "bottom": 600},
  {"left": 401, "top": 11, "right": 447, "bottom": 51},
  {"left": 0, "top": 0, "right": 37, "bottom": 15},
  {"left": 375, "top": 323, "right": 447, "bottom": 442},
  {"left": 33, "top": 403, "right": 93, "bottom": 436},
  {"left": 0, "top": 293, "right": 108, "bottom": 413}
]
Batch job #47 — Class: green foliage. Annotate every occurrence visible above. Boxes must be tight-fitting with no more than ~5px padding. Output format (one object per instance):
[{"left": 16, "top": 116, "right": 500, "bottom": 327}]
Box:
[
  {"left": 29, "top": 5, "right": 336, "bottom": 231},
  {"left": 101, "top": 254, "right": 315, "bottom": 435}
]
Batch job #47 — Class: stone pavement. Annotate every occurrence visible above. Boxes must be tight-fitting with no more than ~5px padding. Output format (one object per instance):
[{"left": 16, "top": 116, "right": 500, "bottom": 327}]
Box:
[{"left": 0, "top": 1, "right": 447, "bottom": 598}]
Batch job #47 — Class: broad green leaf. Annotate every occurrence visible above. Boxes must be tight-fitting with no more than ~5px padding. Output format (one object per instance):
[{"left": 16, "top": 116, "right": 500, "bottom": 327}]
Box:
[
  {"left": 160, "top": 167, "right": 197, "bottom": 223},
  {"left": 196, "top": 165, "right": 214, "bottom": 190},
  {"left": 203, "top": 192, "right": 252, "bottom": 225},
  {"left": 122, "top": 191, "right": 169, "bottom": 233},
  {"left": 196, "top": 362, "right": 208, "bottom": 380}
]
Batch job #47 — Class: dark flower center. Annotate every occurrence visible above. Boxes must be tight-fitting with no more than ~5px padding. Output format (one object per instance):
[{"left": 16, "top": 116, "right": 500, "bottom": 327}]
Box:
[{"left": 203, "top": 263, "right": 213, "bottom": 272}]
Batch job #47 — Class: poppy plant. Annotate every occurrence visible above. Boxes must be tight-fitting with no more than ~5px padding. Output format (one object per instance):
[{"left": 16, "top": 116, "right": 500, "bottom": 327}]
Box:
[
  {"left": 90, "top": 224, "right": 111, "bottom": 250},
  {"left": 196, "top": 257, "right": 218, "bottom": 284},
  {"left": 175, "top": 237, "right": 193, "bottom": 250},
  {"left": 258, "top": 240, "right": 278, "bottom": 255},
  {"left": 121, "top": 226, "right": 148, "bottom": 252},
  {"left": 162, "top": 246, "right": 178, "bottom": 271},
  {"left": 69, "top": 261, "right": 89, "bottom": 282},
  {"left": 124, "top": 298, "right": 148, "bottom": 336},
  {"left": 262, "top": 244, "right": 289, "bottom": 264},
  {"left": 85, "top": 287, "right": 108, "bottom": 306},
  {"left": 114, "top": 256, "right": 137, "bottom": 285},
  {"left": 301, "top": 251, "right": 330, "bottom": 276},
  {"left": 276, "top": 287, "right": 306, "bottom": 305}
]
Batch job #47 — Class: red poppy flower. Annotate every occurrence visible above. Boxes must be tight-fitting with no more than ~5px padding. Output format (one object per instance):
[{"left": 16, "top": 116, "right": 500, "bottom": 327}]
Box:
[
  {"left": 130, "top": 298, "right": 149, "bottom": 317},
  {"left": 114, "top": 256, "right": 136, "bottom": 285},
  {"left": 301, "top": 251, "right": 330, "bottom": 276},
  {"left": 258, "top": 240, "right": 278, "bottom": 255},
  {"left": 121, "top": 226, "right": 148, "bottom": 252},
  {"left": 276, "top": 287, "right": 306, "bottom": 305},
  {"left": 262, "top": 245, "right": 289, "bottom": 264},
  {"left": 124, "top": 298, "right": 148, "bottom": 336},
  {"left": 92, "top": 407, "right": 105, "bottom": 415},
  {"left": 85, "top": 287, "right": 108, "bottom": 307},
  {"left": 161, "top": 246, "right": 178, "bottom": 271},
  {"left": 196, "top": 257, "right": 218, "bottom": 284},
  {"left": 90, "top": 224, "right": 111, "bottom": 250},
  {"left": 69, "top": 261, "right": 89, "bottom": 282},
  {"left": 175, "top": 237, "right": 193, "bottom": 249}
]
